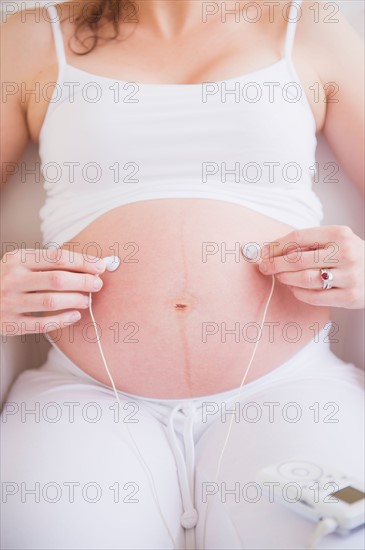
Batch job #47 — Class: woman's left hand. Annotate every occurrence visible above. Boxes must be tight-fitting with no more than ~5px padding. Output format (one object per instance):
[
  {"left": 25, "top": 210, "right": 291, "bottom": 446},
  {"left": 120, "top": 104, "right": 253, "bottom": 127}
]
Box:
[{"left": 258, "top": 225, "right": 365, "bottom": 309}]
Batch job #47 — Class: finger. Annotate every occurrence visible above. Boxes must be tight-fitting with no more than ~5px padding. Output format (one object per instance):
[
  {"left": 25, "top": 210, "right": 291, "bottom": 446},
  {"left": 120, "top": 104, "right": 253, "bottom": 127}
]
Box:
[
  {"left": 261, "top": 225, "right": 353, "bottom": 259},
  {"left": 276, "top": 269, "right": 347, "bottom": 290},
  {"left": 287, "top": 286, "right": 355, "bottom": 308},
  {"left": 4, "top": 248, "right": 107, "bottom": 274},
  {"left": 259, "top": 249, "right": 340, "bottom": 275},
  {"left": 19, "top": 270, "right": 104, "bottom": 293},
  {"left": 14, "top": 292, "right": 91, "bottom": 314},
  {"left": 10, "top": 311, "right": 82, "bottom": 335}
]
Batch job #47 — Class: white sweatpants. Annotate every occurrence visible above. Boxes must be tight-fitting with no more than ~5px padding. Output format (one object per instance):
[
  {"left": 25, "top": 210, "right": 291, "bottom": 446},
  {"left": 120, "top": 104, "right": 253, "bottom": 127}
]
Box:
[{"left": 1, "top": 327, "right": 364, "bottom": 550}]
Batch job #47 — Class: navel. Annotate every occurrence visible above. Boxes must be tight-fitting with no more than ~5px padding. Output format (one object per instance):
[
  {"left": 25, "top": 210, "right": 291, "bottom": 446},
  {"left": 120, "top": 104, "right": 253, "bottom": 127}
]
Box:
[{"left": 175, "top": 303, "right": 188, "bottom": 310}]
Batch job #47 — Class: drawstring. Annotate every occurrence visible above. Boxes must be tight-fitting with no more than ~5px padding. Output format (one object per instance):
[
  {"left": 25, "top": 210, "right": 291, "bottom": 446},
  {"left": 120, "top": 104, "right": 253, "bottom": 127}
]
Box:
[{"left": 167, "top": 402, "right": 199, "bottom": 550}]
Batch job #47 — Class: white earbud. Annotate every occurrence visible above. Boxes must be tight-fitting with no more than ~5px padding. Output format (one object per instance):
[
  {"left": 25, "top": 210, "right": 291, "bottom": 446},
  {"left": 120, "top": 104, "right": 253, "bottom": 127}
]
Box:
[
  {"left": 241, "top": 243, "right": 261, "bottom": 261},
  {"left": 103, "top": 256, "right": 121, "bottom": 272}
]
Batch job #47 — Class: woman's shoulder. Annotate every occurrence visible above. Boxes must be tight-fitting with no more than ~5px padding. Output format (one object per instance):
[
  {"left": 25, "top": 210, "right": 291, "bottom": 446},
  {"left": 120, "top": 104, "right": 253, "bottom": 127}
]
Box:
[
  {"left": 296, "top": 1, "right": 363, "bottom": 83},
  {"left": 1, "top": 2, "right": 78, "bottom": 83}
]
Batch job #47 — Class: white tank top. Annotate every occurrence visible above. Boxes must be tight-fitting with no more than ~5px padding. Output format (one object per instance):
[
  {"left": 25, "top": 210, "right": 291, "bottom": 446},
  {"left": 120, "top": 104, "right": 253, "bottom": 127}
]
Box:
[{"left": 39, "top": 0, "right": 323, "bottom": 246}]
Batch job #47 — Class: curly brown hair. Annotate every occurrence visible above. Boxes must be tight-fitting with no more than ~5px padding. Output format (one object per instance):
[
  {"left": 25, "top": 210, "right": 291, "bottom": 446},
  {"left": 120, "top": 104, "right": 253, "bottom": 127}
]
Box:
[{"left": 66, "top": 0, "right": 138, "bottom": 54}]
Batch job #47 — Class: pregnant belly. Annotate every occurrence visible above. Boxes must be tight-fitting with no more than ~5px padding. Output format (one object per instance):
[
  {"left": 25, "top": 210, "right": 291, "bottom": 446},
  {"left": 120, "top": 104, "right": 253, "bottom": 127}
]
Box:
[{"left": 51, "top": 199, "right": 330, "bottom": 398}]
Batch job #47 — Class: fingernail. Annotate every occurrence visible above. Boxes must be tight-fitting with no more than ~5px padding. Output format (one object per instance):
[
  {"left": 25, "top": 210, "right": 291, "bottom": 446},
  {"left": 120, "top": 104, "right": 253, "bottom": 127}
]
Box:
[
  {"left": 93, "top": 277, "right": 103, "bottom": 289},
  {"left": 70, "top": 312, "right": 81, "bottom": 322},
  {"left": 96, "top": 261, "right": 106, "bottom": 272},
  {"left": 84, "top": 296, "right": 90, "bottom": 306},
  {"left": 259, "top": 262, "right": 268, "bottom": 273}
]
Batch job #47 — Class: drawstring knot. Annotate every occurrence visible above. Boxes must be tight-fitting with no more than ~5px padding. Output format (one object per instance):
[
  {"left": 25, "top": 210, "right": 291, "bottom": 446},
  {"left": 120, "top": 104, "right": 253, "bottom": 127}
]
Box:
[{"left": 180, "top": 508, "right": 199, "bottom": 529}]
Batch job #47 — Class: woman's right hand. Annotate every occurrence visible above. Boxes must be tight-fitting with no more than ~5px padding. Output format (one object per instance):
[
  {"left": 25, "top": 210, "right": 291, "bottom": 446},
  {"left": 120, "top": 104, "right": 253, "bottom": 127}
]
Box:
[{"left": 0, "top": 247, "right": 107, "bottom": 336}]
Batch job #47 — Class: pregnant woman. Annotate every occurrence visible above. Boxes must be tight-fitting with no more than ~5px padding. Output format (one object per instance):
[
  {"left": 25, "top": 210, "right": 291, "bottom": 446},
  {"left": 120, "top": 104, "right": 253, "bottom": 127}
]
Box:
[{"left": 1, "top": 1, "right": 364, "bottom": 548}]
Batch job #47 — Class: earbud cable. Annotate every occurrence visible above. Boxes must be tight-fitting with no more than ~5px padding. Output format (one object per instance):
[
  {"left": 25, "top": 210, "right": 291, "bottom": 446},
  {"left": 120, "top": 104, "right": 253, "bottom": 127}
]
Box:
[{"left": 88, "top": 281, "right": 178, "bottom": 549}]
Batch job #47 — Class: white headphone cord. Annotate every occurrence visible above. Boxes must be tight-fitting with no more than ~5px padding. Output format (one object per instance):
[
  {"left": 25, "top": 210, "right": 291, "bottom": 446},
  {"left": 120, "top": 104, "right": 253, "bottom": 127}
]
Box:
[
  {"left": 88, "top": 284, "right": 178, "bottom": 549},
  {"left": 202, "top": 274, "right": 276, "bottom": 548},
  {"left": 306, "top": 517, "right": 338, "bottom": 550}
]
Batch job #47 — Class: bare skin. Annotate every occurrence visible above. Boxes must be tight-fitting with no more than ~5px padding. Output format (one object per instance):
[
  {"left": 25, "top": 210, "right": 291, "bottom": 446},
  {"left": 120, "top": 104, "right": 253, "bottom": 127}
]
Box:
[{"left": 1, "top": 1, "right": 364, "bottom": 397}]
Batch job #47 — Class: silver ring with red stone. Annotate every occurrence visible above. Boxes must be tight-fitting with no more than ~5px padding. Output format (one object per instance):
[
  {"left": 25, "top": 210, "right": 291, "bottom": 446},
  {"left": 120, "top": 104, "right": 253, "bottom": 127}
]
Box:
[{"left": 320, "top": 268, "right": 334, "bottom": 290}]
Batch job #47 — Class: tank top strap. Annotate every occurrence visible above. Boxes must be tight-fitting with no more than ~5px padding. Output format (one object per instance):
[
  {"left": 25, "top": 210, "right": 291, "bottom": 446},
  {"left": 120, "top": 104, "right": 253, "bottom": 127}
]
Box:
[
  {"left": 284, "top": 0, "right": 303, "bottom": 61},
  {"left": 47, "top": 4, "right": 67, "bottom": 67}
]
